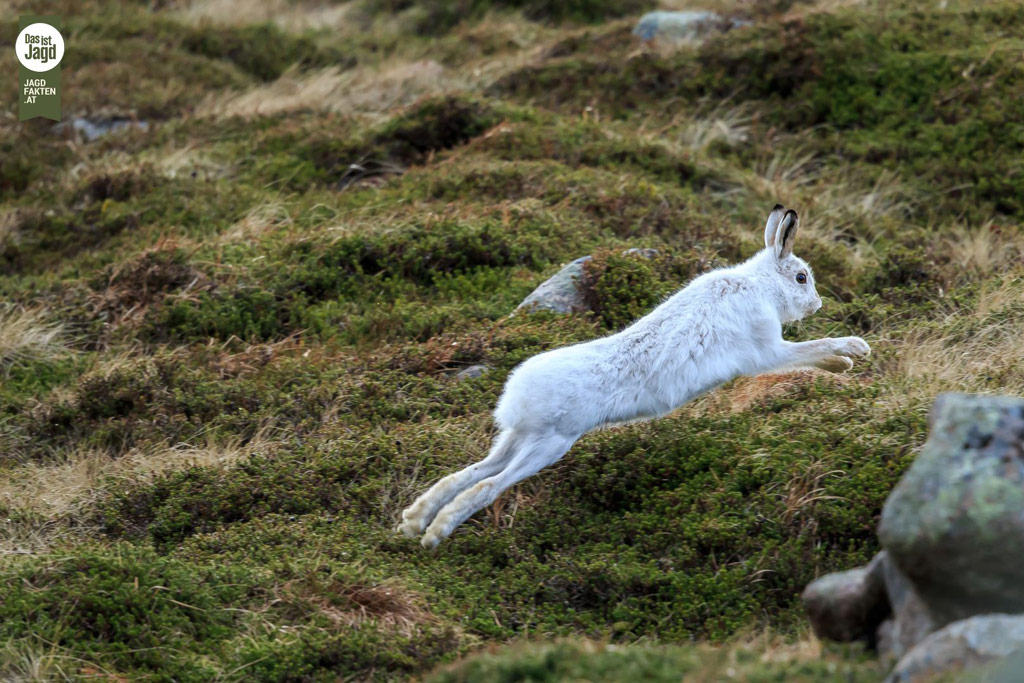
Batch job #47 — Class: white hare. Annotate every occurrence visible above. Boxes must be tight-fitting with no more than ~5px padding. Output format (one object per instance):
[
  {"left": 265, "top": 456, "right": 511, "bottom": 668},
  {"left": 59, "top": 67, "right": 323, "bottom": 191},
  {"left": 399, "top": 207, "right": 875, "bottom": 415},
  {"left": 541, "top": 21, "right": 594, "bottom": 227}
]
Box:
[{"left": 399, "top": 205, "right": 870, "bottom": 548}]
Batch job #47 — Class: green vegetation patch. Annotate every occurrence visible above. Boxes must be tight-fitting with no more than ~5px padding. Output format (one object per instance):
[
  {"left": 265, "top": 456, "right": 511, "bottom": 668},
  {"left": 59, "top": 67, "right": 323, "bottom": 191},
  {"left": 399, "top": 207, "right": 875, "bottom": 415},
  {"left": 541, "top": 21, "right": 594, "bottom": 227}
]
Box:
[
  {"left": 428, "top": 639, "right": 881, "bottom": 682},
  {"left": 496, "top": 5, "right": 1024, "bottom": 217},
  {"left": 364, "top": 0, "right": 656, "bottom": 35}
]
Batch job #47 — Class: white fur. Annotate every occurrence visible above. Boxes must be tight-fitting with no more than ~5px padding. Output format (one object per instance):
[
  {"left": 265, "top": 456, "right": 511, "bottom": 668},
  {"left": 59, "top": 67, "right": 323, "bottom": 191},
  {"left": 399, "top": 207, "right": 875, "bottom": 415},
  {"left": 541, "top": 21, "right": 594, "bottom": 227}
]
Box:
[{"left": 398, "top": 206, "right": 870, "bottom": 547}]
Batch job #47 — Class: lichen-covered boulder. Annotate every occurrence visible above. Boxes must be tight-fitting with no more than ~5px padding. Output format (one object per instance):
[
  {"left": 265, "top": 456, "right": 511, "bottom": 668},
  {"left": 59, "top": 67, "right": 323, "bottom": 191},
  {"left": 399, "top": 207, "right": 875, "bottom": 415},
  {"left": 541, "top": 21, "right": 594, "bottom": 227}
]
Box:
[
  {"left": 879, "top": 393, "right": 1024, "bottom": 625},
  {"left": 878, "top": 551, "right": 937, "bottom": 661},
  {"left": 885, "top": 614, "right": 1024, "bottom": 683},
  {"left": 802, "top": 552, "right": 889, "bottom": 642}
]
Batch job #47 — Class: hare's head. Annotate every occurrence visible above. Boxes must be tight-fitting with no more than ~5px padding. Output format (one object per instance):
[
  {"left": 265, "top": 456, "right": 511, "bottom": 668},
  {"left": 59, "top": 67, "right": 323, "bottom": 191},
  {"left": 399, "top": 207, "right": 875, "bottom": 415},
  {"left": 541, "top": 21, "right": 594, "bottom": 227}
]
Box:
[{"left": 762, "top": 205, "right": 822, "bottom": 323}]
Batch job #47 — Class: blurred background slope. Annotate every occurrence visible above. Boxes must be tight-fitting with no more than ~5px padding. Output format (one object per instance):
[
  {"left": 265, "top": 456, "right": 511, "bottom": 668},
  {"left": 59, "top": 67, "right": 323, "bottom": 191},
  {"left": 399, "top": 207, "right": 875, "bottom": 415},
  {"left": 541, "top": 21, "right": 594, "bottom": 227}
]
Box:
[{"left": 1, "top": 0, "right": 1023, "bottom": 680}]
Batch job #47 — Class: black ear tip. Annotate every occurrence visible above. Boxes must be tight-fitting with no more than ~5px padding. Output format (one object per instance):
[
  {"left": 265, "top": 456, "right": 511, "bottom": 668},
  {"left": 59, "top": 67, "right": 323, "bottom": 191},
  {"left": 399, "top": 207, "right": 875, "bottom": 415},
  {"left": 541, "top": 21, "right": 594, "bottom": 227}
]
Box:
[
  {"left": 783, "top": 209, "right": 798, "bottom": 221},
  {"left": 772, "top": 203, "right": 784, "bottom": 211}
]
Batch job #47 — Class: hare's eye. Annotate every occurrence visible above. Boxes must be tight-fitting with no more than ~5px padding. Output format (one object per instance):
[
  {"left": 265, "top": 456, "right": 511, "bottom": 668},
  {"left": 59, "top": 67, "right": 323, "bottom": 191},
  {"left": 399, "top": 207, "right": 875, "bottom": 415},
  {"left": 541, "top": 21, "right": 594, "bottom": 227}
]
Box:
[{"left": 796, "top": 272, "right": 807, "bottom": 284}]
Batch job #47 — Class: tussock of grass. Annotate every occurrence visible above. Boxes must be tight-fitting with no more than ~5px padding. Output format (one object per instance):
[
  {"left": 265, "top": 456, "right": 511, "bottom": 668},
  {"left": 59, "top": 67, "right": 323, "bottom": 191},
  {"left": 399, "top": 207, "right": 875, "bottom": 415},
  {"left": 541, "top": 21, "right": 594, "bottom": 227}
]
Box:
[
  {"left": 0, "top": 639, "right": 78, "bottom": 682},
  {"left": 0, "top": 306, "right": 71, "bottom": 373},
  {"left": 892, "top": 280, "right": 1024, "bottom": 399},
  {"left": 198, "top": 60, "right": 456, "bottom": 119}
]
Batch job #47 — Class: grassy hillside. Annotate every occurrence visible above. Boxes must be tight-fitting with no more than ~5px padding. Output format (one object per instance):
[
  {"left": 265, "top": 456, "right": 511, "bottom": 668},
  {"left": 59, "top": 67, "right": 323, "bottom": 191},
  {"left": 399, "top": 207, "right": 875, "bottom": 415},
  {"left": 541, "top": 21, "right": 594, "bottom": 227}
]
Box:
[{"left": 2, "top": 0, "right": 1023, "bottom": 679}]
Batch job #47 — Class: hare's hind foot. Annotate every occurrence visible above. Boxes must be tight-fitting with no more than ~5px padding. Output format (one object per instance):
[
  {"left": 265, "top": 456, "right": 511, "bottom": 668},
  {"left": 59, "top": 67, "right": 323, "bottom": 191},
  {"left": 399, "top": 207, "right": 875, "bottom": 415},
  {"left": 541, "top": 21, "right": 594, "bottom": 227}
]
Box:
[
  {"left": 396, "top": 517, "right": 424, "bottom": 539},
  {"left": 420, "top": 529, "right": 443, "bottom": 549},
  {"left": 396, "top": 502, "right": 431, "bottom": 538}
]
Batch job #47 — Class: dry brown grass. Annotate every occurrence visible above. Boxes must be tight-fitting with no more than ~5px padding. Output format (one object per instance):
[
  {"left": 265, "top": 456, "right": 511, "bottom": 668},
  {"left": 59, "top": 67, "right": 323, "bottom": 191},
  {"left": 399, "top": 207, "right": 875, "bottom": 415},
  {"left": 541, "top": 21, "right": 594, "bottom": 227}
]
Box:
[
  {"left": 0, "top": 431, "right": 278, "bottom": 556},
  {"left": 697, "top": 371, "right": 853, "bottom": 415},
  {"left": 940, "top": 220, "right": 1024, "bottom": 281},
  {"left": 273, "top": 574, "right": 439, "bottom": 637},
  {"left": 197, "top": 12, "right": 550, "bottom": 120},
  {"left": 0, "top": 306, "right": 72, "bottom": 372},
  {"left": 892, "top": 279, "right": 1024, "bottom": 399},
  {"left": 86, "top": 241, "right": 211, "bottom": 331},
  {"left": 707, "top": 146, "right": 917, "bottom": 287},
  {"left": 196, "top": 60, "right": 454, "bottom": 119},
  {"left": 673, "top": 104, "right": 753, "bottom": 153},
  {"left": 769, "top": 458, "right": 847, "bottom": 529},
  {"left": 709, "top": 136, "right": 914, "bottom": 237},
  {"left": 174, "top": 0, "right": 357, "bottom": 30},
  {"left": 216, "top": 202, "right": 294, "bottom": 244}
]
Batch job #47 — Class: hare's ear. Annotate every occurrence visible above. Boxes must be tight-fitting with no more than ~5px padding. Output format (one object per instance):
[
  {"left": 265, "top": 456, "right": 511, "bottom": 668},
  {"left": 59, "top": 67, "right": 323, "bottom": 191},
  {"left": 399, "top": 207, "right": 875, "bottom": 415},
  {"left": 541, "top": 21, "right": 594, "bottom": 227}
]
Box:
[
  {"left": 764, "top": 204, "right": 786, "bottom": 249},
  {"left": 775, "top": 209, "right": 798, "bottom": 259}
]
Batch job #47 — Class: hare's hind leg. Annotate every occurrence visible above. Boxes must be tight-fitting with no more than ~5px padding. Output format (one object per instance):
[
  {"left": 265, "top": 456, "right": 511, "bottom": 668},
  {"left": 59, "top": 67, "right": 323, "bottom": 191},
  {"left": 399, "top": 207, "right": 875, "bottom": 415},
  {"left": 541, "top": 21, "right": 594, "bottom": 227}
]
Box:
[
  {"left": 421, "top": 431, "right": 578, "bottom": 548},
  {"left": 397, "top": 429, "right": 521, "bottom": 538}
]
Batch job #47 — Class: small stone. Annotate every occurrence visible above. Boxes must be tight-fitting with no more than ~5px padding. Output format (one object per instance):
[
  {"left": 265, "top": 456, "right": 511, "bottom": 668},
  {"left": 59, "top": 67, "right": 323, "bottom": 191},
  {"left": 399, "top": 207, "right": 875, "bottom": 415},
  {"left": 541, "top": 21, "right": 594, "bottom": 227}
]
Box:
[
  {"left": 454, "top": 365, "right": 489, "bottom": 381},
  {"left": 632, "top": 11, "right": 747, "bottom": 45},
  {"left": 802, "top": 552, "right": 889, "bottom": 643},
  {"left": 885, "top": 614, "right": 1024, "bottom": 683},
  {"left": 52, "top": 116, "right": 149, "bottom": 143}
]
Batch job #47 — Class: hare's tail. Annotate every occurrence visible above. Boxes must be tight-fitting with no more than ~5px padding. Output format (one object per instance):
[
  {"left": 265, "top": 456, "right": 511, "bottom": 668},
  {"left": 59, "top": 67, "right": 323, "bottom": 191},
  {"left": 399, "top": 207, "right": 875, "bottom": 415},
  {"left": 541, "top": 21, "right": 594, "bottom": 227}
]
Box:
[{"left": 397, "top": 428, "right": 522, "bottom": 538}]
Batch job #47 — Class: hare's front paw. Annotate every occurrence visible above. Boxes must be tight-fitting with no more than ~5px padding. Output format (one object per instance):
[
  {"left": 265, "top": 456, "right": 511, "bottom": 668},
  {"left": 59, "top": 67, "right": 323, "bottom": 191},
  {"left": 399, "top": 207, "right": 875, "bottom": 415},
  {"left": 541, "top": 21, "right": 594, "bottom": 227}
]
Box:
[
  {"left": 834, "top": 337, "right": 870, "bottom": 358},
  {"left": 817, "top": 355, "right": 854, "bottom": 373}
]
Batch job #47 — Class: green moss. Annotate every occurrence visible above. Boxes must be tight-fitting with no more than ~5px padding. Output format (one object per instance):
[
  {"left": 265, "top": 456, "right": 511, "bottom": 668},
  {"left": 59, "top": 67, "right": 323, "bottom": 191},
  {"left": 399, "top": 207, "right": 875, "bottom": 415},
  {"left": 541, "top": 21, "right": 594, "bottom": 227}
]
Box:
[
  {"left": 180, "top": 23, "right": 350, "bottom": 81},
  {"left": 0, "top": 546, "right": 254, "bottom": 678},
  {"left": 0, "top": 206, "right": 141, "bottom": 274},
  {"left": 0, "top": 126, "right": 75, "bottom": 201},
  {"left": 580, "top": 248, "right": 720, "bottom": 329},
  {"left": 365, "top": 0, "right": 655, "bottom": 35},
  {"left": 148, "top": 287, "right": 293, "bottom": 343},
  {"left": 65, "top": 39, "right": 251, "bottom": 117},
  {"left": 73, "top": 12, "right": 351, "bottom": 81},
  {"left": 428, "top": 639, "right": 880, "bottom": 682},
  {"left": 496, "top": 6, "right": 1024, "bottom": 218}
]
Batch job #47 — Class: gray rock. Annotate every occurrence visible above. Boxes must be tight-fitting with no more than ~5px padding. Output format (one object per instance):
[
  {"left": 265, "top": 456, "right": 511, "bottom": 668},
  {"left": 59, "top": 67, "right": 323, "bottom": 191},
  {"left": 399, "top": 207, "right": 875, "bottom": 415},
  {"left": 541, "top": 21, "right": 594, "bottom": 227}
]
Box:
[
  {"left": 454, "top": 365, "right": 488, "bottom": 381},
  {"left": 515, "top": 256, "right": 591, "bottom": 315},
  {"left": 514, "top": 249, "right": 660, "bottom": 315},
  {"left": 633, "top": 11, "right": 750, "bottom": 44},
  {"left": 879, "top": 551, "right": 937, "bottom": 660},
  {"left": 879, "top": 393, "right": 1024, "bottom": 625},
  {"left": 802, "top": 552, "right": 889, "bottom": 642},
  {"left": 52, "top": 117, "right": 149, "bottom": 142},
  {"left": 885, "top": 614, "right": 1024, "bottom": 683},
  {"left": 633, "top": 11, "right": 724, "bottom": 43}
]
